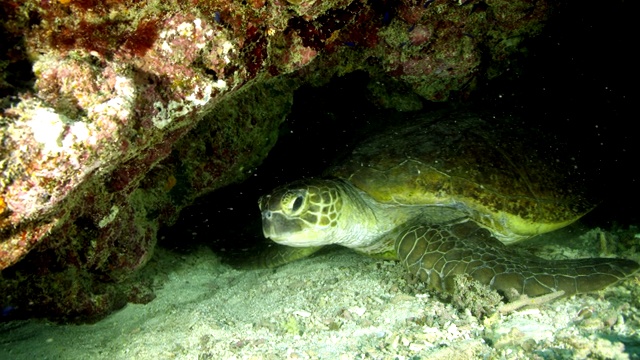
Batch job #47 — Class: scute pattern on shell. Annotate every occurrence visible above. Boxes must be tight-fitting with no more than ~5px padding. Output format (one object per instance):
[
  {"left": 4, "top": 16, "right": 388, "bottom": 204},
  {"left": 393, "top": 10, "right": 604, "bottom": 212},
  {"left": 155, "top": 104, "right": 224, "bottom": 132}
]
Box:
[{"left": 328, "top": 111, "right": 593, "bottom": 242}]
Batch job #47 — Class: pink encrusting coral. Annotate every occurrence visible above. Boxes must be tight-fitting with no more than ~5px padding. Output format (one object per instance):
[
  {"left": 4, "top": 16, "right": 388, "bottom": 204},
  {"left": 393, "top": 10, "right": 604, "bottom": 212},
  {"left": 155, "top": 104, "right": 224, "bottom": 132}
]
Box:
[{"left": 0, "top": 0, "right": 551, "bottom": 320}]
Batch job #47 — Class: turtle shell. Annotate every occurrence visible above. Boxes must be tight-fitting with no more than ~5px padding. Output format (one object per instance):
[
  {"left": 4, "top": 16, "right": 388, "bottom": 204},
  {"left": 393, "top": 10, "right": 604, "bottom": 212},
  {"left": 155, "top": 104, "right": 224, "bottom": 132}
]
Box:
[{"left": 328, "top": 111, "right": 594, "bottom": 244}]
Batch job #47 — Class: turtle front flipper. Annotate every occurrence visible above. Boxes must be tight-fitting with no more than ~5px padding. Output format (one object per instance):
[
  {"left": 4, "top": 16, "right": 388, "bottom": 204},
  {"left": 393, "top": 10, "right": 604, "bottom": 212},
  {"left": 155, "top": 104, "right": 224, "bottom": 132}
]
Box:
[
  {"left": 395, "top": 221, "right": 639, "bottom": 298},
  {"left": 229, "top": 243, "right": 324, "bottom": 270}
]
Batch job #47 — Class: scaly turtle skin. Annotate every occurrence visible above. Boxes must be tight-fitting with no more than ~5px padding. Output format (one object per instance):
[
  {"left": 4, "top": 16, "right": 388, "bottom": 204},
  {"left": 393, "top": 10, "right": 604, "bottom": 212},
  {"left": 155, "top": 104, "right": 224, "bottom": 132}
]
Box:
[{"left": 258, "top": 111, "right": 639, "bottom": 298}]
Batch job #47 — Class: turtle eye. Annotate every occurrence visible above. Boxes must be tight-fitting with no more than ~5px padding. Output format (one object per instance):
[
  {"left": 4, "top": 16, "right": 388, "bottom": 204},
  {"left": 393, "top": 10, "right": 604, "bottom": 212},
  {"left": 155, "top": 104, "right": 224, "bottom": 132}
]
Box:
[
  {"left": 291, "top": 195, "right": 304, "bottom": 212},
  {"left": 283, "top": 191, "right": 306, "bottom": 215}
]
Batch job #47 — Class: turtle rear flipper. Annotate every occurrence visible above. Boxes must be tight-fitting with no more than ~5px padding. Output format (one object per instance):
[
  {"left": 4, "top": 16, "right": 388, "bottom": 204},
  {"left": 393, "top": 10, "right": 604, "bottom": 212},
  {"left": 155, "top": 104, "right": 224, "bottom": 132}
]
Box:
[{"left": 396, "top": 221, "right": 639, "bottom": 298}]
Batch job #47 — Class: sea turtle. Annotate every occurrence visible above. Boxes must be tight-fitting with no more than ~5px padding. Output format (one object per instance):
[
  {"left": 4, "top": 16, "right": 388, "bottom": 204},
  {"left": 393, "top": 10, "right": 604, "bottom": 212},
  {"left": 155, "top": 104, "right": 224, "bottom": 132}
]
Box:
[{"left": 257, "top": 111, "right": 639, "bottom": 298}]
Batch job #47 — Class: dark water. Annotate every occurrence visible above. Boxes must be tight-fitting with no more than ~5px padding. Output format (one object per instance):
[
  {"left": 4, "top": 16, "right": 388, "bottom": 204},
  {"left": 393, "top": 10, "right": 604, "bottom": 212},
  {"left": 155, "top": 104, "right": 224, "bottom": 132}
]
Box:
[{"left": 159, "top": 1, "right": 636, "bottom": 258}]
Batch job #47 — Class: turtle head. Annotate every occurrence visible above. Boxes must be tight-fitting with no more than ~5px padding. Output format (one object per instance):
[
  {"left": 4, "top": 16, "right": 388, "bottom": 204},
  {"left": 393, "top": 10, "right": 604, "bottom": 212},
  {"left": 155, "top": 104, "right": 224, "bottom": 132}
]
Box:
[{"left": 259, "top": 179, "right": 344, "bottom": 247}]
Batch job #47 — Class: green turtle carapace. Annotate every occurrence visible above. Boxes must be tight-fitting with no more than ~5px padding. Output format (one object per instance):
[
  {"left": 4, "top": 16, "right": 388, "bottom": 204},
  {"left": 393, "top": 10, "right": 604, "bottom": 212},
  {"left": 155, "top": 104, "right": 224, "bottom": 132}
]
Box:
[{"left": 258, "top": 111, "right": 639, "bottom": 298}]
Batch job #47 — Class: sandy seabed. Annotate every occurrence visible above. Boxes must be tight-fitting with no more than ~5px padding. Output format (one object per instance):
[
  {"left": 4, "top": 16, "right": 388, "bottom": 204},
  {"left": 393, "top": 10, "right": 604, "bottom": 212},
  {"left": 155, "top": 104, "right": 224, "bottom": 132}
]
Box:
[{"left": 1, "top": 225, "right": 639, "bottom": 360}]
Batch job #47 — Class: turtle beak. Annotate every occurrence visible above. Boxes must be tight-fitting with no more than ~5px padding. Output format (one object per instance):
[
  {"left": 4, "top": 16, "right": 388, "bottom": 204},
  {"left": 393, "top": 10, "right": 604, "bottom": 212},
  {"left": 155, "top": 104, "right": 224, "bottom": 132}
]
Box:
[
  {"left": 258, "top": 191, "right": 311, "bottom": 245},
  {"left": 260, "top": 208, "right": 304, "bottom": 242},
  {"left": 259, "top": 195, "right": 275, "bottom": 238},
  {"left": 261, "top": 209, "right": 275, "bottom": 239}
]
